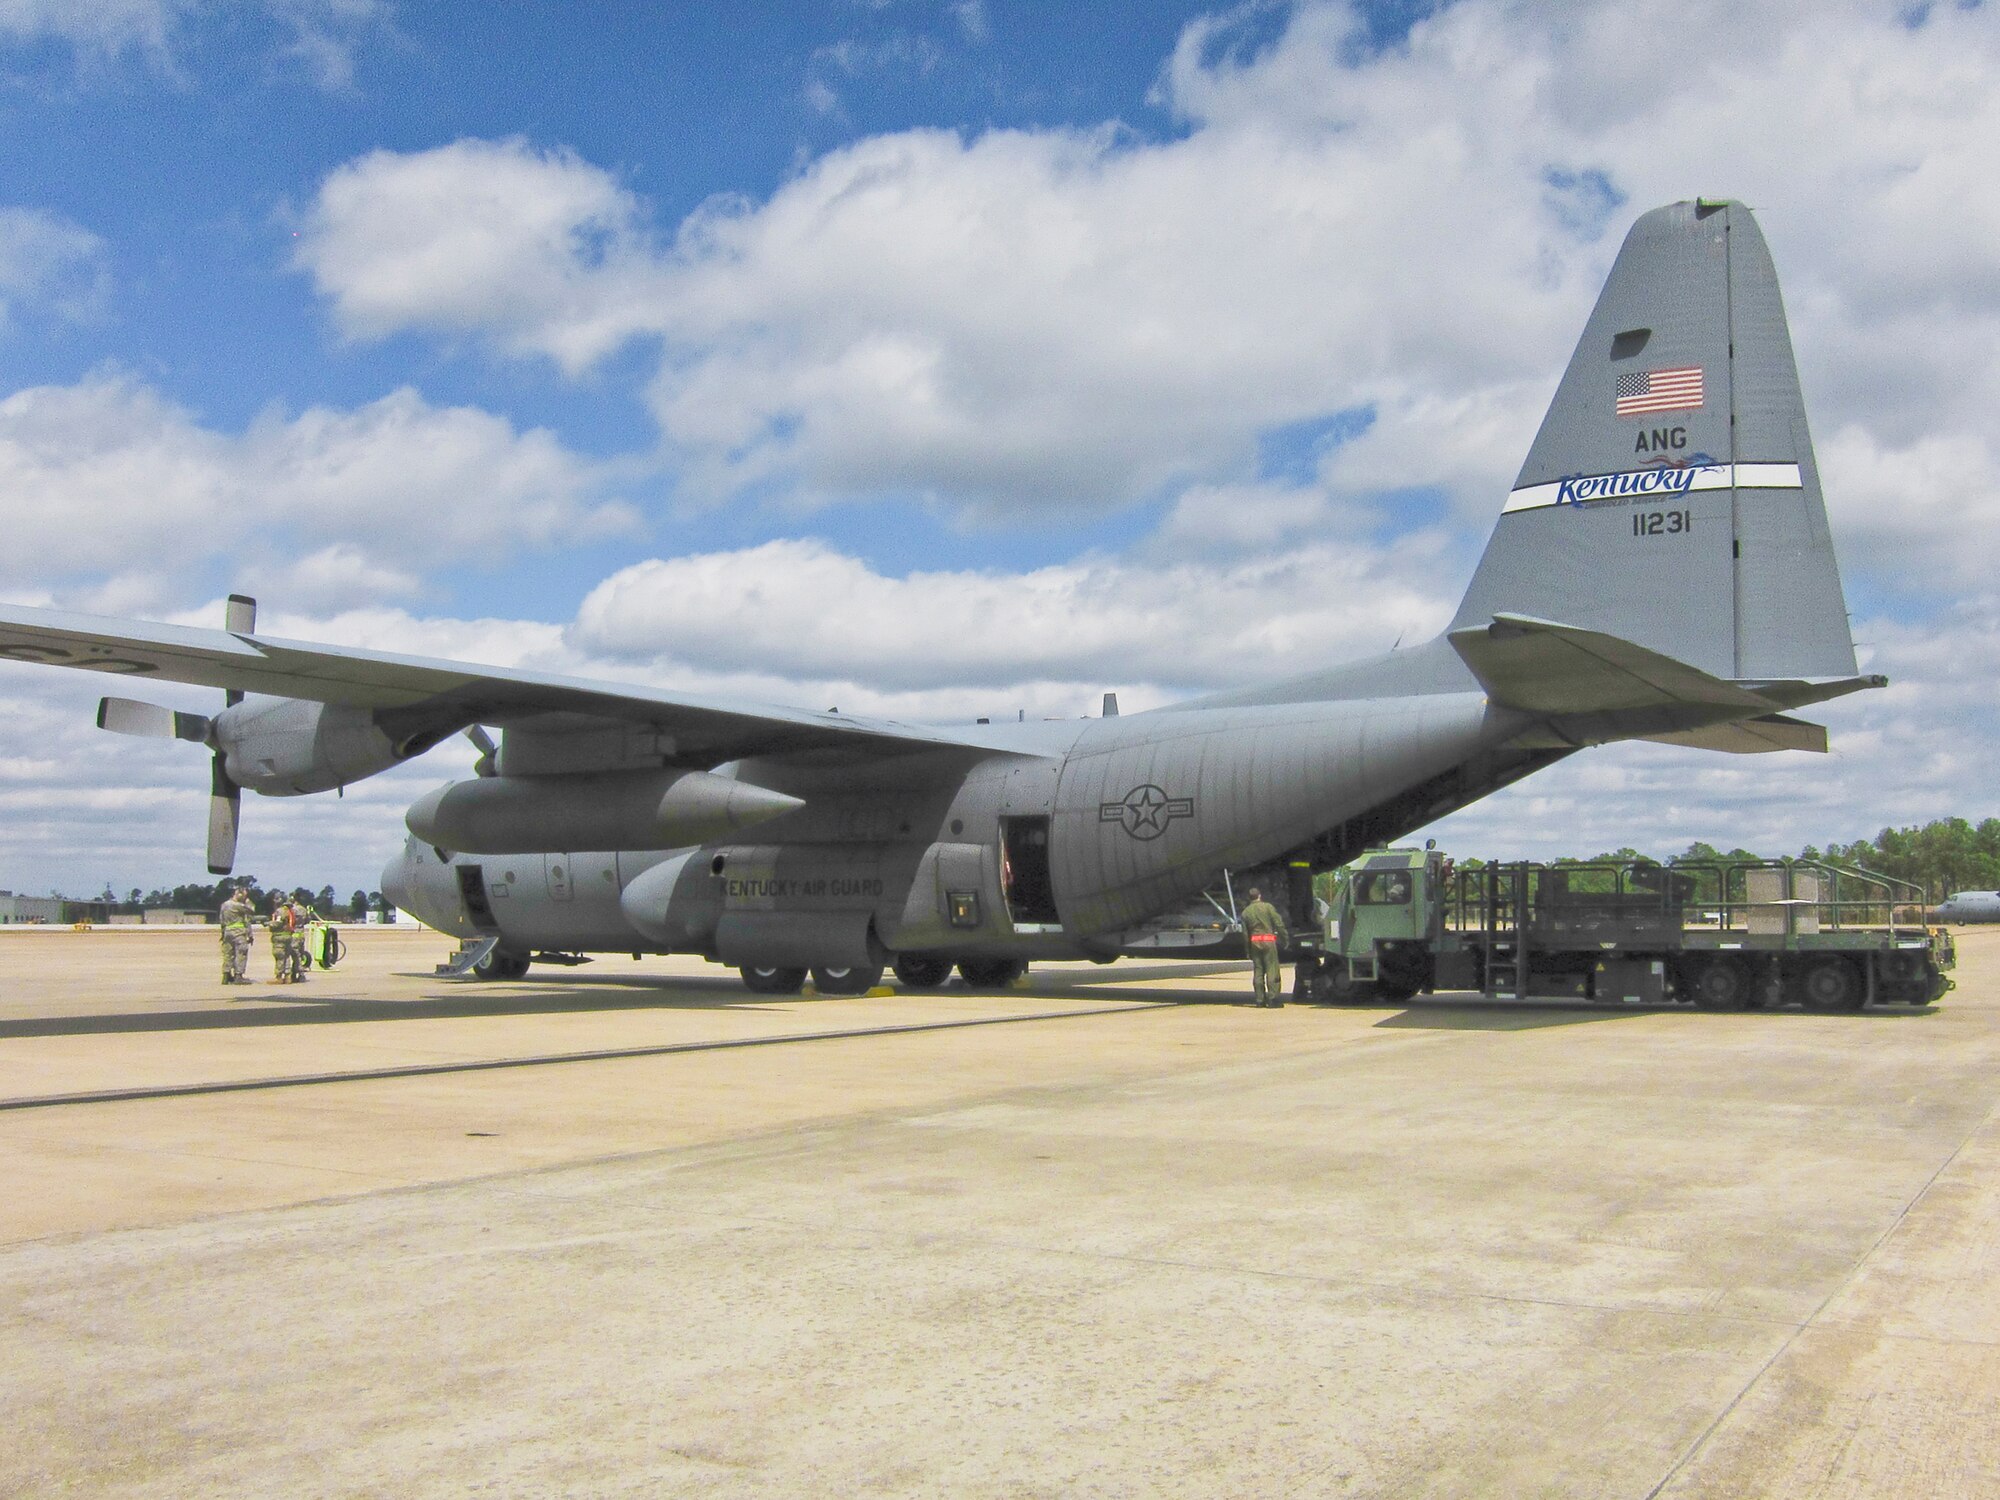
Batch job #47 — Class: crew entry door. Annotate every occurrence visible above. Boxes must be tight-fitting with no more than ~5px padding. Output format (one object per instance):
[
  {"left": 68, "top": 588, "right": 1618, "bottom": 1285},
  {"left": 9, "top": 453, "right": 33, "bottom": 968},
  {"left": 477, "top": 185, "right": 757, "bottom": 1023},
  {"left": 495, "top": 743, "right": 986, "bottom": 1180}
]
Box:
[
  {"left": 456, "top": 864, "right": 500, "bottom": 932},
  {"left": 1000, "top": 816, "right": 1061, "bottom": 930}
]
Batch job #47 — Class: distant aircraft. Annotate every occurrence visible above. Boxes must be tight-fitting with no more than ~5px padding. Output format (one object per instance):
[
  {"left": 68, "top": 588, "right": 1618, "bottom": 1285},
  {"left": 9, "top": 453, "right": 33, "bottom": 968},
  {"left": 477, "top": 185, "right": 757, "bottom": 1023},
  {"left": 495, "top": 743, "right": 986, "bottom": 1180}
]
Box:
[
  {"left": 0, "top": 200, "right": 1882, "bottom": 991},
  {"left": 1933, "top": 891, "right": 2000, "bottom": 923}
]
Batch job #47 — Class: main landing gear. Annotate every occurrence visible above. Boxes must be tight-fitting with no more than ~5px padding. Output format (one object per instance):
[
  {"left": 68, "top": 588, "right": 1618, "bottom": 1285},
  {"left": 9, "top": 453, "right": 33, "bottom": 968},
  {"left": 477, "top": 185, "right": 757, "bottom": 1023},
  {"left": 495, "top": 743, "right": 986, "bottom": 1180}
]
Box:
[
  {"left": 737, "top": 963, "right": 883, "bottom": 995},
  {"left": 471, "top": 947, "right": 532, "bottom": 980},
  {"left": 740, "top": 954, "right": 1027, "bottom": 995},
  {"left": 954, "top": 957, "right": 1027, "bottom": 989},
  {"left": 892, "top": 954, "right": 953, "bottom": 989},
  {"left": 892, "top": 955, "right": 1027, "bottom": 990}
]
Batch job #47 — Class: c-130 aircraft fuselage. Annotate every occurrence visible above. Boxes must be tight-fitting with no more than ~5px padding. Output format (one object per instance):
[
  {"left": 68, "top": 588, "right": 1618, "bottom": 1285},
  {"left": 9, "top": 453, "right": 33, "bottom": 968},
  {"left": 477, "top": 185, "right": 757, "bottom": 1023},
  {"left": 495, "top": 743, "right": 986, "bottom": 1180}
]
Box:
[
  {"left": 383, "top": 682, "right": 1537, "bottom": 981},
  {"left": 0, "top": 202, "right": 1882, "bottom": 991}
]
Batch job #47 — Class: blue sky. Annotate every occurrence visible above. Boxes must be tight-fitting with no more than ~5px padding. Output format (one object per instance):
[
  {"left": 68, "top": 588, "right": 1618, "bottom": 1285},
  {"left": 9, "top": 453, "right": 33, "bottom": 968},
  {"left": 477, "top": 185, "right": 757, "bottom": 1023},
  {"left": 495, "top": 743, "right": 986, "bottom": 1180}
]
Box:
[
  {"left": 2, "top": 2, "right": 1253, "bottom": 606},
  {"left": 14, "top": 2, "right": 1418, "bottom": 582},
  {"left": 1, "top": 0, "right": 1997, "bottom": 894}
]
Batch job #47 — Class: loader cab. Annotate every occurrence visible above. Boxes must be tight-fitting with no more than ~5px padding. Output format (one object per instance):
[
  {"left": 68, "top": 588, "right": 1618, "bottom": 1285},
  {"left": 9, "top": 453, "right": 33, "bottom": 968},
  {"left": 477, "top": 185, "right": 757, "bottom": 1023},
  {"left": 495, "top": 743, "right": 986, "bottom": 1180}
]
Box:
[{"left": 1329, "top": 848, "right": 1442, "bottom": 958}]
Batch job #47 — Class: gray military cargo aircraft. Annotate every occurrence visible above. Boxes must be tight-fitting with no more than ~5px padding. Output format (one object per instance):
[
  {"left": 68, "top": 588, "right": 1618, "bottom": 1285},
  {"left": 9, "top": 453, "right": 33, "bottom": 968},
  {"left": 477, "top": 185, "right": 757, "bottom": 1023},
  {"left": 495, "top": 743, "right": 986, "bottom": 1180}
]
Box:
[
  {"left": 1934, "top": 891, "right": 2000, "bottom": 924},
  {"left": 0, "top": 200, "right": 1882, "bottom": 992}
]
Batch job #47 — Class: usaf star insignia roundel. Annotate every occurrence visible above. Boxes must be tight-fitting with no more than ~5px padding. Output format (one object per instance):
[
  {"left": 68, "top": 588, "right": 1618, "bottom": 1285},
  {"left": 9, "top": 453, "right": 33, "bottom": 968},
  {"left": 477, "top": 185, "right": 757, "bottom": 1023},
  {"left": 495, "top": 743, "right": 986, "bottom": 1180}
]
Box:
[{"left": 1099, "top": 784, "right": 1195, "bottom": 841}]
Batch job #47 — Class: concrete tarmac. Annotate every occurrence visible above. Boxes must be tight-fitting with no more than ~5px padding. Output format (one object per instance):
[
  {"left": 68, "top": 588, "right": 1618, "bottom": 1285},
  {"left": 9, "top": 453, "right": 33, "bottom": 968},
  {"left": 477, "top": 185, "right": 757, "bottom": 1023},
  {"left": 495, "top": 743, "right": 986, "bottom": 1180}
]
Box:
[{"left": 2, "top": 926, "right": 1997, "bottom": 1497}]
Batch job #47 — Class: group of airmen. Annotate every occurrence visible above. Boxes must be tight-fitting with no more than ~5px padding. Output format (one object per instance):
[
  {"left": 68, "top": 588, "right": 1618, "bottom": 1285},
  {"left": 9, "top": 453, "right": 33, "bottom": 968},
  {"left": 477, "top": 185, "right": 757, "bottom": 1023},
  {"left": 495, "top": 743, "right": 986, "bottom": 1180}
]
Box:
[{"left": 217, "top": 887, "right": 320, "bottom": 985}]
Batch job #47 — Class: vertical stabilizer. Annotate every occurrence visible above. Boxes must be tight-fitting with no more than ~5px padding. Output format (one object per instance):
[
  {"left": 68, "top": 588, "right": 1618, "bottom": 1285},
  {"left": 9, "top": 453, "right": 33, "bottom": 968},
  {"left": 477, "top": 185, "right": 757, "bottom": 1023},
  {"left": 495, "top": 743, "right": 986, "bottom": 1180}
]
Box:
[{"left": 1451, "top": 200, "right": 1857, "bottom": 682}]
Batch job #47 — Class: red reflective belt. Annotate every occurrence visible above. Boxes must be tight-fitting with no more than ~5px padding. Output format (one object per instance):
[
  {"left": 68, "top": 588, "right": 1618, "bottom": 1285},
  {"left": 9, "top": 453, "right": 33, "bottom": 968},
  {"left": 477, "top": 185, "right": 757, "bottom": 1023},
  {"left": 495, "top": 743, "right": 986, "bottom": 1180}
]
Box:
[{"left": 1249, "top": 933, "right": 1278, "bottom": 945}]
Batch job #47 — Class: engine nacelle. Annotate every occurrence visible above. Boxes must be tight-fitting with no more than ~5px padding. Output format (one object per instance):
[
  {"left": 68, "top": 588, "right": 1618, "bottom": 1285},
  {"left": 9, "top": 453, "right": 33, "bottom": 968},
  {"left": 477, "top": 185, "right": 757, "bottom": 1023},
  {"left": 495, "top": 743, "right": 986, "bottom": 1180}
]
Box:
[{"left": 215, "top": 698, "right": 420, "bottom": 796}]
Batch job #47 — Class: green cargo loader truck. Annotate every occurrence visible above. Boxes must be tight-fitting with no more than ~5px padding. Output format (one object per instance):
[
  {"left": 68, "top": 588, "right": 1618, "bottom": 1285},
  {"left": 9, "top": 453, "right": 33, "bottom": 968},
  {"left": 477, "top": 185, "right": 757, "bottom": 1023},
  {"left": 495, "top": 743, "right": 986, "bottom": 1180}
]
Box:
[{"left": 1295, "top": 848, "right": 1953, "bottom": 1010}]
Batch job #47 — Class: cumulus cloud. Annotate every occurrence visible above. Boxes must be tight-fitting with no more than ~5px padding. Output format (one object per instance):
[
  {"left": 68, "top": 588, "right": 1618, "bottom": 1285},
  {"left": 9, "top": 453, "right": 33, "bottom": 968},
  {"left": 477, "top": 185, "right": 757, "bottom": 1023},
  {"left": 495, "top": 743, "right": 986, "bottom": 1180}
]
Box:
[
  {"left": 0, "top": 0, "right": 391, "bottom": 86},
  {"left": 570, "top": 531, "right": 1452, "bottom": 694},
  {"left": 290, "top": 0, "right": 2000, "bottom": 570},
  {"left": 298, "top": 117, "right": 1590, "bottom": 517},
  {"left": 298, "top": 138, "right": 667, "bottom": 373},
  {"left": 0, "top": 207, "right": 107, "bottom": 329},
  {"left": 0, "top": 0, "right": 180, "bottom": 60},
  {"left": 0, "top": 374, "right": 639, "bottom": 600},
  {"left": 1816, "top": 424, "right": 1999, "bottom": 593}
]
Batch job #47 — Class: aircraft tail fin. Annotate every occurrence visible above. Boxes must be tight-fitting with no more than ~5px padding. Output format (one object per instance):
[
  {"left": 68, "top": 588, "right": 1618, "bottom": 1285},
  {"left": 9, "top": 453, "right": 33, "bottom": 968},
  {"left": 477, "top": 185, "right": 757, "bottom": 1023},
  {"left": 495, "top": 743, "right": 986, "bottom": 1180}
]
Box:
[{"left": 1451, "top": 200, "right": 1859, "bottom": 684}]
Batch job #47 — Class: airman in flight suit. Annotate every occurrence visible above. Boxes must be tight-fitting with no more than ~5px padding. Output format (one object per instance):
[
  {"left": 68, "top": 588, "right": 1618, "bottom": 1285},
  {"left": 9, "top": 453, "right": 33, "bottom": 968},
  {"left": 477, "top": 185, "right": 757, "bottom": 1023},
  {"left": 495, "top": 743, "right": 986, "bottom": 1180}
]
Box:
[{"left": 1240, "top": 886, "right": 1289, "bottom": 1008}]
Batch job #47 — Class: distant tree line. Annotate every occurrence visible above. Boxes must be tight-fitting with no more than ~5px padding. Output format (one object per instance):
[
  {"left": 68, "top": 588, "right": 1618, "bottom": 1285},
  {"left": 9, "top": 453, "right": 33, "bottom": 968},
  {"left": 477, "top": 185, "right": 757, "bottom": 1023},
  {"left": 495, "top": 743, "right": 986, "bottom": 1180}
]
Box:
[
  {"left": 1481, "top": 816, "right": 2000, "bottom": 901},
  {"left": 80, "top": 879, "right": 391, "bottom": 920},
  {"left": 1315, "top": 816, "right": 2000, "bottom": 904}
]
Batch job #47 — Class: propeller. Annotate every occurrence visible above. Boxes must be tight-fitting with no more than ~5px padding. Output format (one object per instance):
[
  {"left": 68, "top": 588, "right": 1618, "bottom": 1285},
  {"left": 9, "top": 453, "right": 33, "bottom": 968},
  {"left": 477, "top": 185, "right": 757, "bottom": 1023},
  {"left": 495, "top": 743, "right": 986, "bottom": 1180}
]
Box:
[
  {"left": 96, "top": 593, "right": 256, "bottom": 875},
  {"left": 464, "top": 724, "right": 499, "bottom": 777}
]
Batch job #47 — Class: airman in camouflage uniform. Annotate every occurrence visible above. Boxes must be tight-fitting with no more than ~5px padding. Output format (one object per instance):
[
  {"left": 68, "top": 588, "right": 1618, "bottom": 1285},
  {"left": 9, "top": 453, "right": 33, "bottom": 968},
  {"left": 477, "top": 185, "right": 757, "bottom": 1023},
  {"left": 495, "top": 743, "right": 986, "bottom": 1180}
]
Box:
[
  {"left": 1240, "top": 886, "right": 1289, "bottom": 1008},
  {"left": 219, "top": 887, "right": 253, "bottom": 984},
  {"left": 268, "top": 897, "right": 300, "bottom": 983}
]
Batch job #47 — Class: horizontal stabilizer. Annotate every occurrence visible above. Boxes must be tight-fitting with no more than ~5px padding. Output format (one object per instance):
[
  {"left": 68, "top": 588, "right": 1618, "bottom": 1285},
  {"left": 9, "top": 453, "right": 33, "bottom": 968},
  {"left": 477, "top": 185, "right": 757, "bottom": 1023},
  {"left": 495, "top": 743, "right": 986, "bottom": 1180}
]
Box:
[
  {"left": 1447, "top": 613, "right": 1869, "bottom": 753},
  {"left": 1448, "top": 614, "right": 1771, "bottom": 716},
  {"left": 1734, "top": 674, "right": 1886, "bottom": 713},
  {"left": 1642, "top": 714, "right": 1828, "bottom": 754}
]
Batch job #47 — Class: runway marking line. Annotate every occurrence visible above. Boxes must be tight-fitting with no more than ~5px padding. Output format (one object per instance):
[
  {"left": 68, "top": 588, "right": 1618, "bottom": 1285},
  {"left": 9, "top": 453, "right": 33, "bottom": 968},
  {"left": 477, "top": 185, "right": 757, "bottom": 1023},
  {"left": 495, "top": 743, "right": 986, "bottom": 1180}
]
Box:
[{"left": 0, "top": 1001, "right": 1183, "bottom": 1113}]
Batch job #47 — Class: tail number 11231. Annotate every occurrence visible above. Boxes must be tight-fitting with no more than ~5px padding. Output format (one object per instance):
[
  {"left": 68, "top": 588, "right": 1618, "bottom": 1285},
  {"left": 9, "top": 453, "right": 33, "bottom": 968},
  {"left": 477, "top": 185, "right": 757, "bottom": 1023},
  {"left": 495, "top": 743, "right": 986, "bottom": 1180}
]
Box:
[{"left": 1633, "top": 509, "right": 1692, "bottom": 537}]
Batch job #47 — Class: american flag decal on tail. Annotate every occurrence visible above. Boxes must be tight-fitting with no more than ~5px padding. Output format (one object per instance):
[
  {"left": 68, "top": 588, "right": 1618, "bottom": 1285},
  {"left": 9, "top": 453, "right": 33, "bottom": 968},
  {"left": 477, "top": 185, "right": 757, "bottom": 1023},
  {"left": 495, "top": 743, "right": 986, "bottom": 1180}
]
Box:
[{"left": 1615, "top": 366, "right": 1703, "bottom": 416}]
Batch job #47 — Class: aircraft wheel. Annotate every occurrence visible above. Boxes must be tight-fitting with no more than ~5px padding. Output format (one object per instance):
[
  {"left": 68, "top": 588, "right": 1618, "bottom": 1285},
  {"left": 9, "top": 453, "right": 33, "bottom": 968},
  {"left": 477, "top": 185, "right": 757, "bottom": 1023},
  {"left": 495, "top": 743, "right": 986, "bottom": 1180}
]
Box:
[
  {"left": 1684, "top": 957, "right": 1749, "bottom": 1011},
  {"left": 473, "top": 948, "right": 531, "bottom": 980},
  {"left": 1796, "top": 956, "right": 1864, "bottom": 1011},
  {"left": 957, "top": 957, "right": 1026, "bottom": 989},
  {"left": 893, "top": 955, "right": 952, "bottom": 989},
  {"left": 741, "top": 964, "right": 807, "bottom": 995},
  {"left": 811, "top": 963, "right": 883, "bottom": 996}
]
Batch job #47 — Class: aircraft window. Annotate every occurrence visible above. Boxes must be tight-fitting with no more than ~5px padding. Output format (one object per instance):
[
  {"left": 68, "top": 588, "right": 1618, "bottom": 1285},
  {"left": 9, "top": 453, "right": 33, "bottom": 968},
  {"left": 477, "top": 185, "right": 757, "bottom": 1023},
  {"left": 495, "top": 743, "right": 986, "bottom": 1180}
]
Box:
[
  {"left": 1354, "top": 871, "right": 1412, "bottom": 905},
  {"left": 947, "top": 890, "right": 980, "bottom": 928}
]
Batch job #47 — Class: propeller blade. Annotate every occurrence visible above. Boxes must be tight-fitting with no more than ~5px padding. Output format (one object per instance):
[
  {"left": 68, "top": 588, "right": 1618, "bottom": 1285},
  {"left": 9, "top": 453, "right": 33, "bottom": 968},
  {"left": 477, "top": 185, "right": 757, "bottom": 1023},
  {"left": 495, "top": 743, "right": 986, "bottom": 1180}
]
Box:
[
  {"left": 97, "top": 697, "right": 211, "bottom": 743},
  {"left": 207, "top": 751, "right": 240, "bottom": 875},
  {"left": 464, "top": 725, "right": 499, "bottom": 777}
]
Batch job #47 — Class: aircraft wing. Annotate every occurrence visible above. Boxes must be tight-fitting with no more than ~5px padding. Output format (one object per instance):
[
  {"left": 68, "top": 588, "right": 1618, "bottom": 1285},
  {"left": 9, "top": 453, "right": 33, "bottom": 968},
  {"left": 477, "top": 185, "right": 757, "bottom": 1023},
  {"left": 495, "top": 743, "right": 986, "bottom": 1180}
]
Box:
[{"left": 0, "top": 602, "right": 975, "bottom": 764}]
